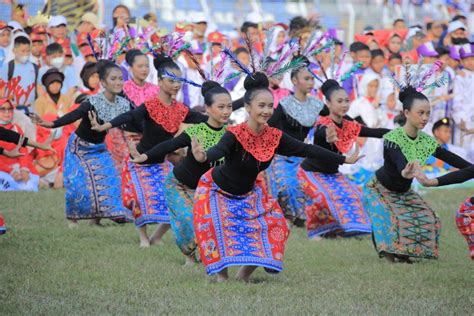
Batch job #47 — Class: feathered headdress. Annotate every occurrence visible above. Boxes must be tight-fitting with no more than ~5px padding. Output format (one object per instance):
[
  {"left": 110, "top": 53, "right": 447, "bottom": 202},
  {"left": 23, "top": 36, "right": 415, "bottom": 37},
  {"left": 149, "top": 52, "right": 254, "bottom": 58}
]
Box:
[{"left": 390, "top": 57, "right": 448, "bottom": 93}]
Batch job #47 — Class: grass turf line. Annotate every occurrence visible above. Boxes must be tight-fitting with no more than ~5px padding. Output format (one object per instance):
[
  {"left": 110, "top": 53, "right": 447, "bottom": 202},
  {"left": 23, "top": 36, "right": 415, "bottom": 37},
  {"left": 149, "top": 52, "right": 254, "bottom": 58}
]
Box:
[{"left": 0, "top": 188, "right": 472, "bottom": 314}]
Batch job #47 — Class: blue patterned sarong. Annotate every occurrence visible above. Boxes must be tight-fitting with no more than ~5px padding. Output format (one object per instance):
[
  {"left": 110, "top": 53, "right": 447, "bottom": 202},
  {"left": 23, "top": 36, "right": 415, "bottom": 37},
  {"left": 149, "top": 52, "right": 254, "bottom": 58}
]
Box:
[{"left": 64, "top": 133, "right": 132, "bottom": 222}]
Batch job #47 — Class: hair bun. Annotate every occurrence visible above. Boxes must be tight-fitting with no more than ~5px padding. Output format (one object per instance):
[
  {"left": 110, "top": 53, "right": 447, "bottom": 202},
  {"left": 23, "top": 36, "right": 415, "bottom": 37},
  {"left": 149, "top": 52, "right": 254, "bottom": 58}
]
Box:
[
  {"left": 321, "top": 79, "right": 340, "bottom": 97},
  {"left": 201, "top": 81, "right": 222, "bottom": 97},
  {"left": 398, "top": 86, "right": 418, "bottom": 103},
  {"left": 153, "top": 53, "right": 173, "bottom": 70},
  {"left": 243, "top": 72, "right": 269, "bottom": 91}
]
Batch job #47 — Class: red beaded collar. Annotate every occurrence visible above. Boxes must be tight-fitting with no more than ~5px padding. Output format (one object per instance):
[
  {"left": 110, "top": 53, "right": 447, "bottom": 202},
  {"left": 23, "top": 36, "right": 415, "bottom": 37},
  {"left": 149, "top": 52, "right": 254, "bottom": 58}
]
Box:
[
  {"left": 227, "top": 123, "right": 282, "bottom": 162},
  {"left": 144, "top": 98, "right": 189, "bottom": 134},
  {"left": 318, "top": 116, "right": 362, "bottom": 154}
]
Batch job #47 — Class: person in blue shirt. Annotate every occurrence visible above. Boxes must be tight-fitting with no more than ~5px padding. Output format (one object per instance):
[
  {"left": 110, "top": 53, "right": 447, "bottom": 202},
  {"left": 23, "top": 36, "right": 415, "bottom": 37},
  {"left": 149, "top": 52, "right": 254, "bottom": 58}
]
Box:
[{"left": 0, "top": 34, "right": 37, "bottom": 113}]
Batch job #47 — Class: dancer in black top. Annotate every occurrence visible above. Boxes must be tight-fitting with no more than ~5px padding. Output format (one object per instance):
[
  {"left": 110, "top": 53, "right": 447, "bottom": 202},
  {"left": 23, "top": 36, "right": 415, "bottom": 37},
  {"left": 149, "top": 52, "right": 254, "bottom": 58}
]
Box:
[
  {"left": 89, "top": 53, "right": 207, "bottom": 247},
  {"left": 362, "top": 84, "right": 470, "bottom": 263},
  {"left": 416, "top": 165, "right": 474, "bottom": 260},
  {"left": 298, "top": 79, "right": 390, "bottom": 239},
  {"left": 31, "top": 60, "right": 135, "bottom": 227},
  {"left": 191, "top": 73, "right": 363, "bottom": 282}
]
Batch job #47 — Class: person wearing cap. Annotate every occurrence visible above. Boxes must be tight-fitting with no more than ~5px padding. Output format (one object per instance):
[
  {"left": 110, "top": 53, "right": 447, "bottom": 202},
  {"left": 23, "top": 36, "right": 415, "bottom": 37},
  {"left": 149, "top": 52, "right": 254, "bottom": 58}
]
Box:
[
  {"left": 0, "top": 21, "right": 14, "bottom": 66},
  {"left": 0, "top": 34, "right": 38, "bottom": 111},
  {"left": 446, "top": 20, "right": 469, "bottom": 46},
  {"left": 417, "top": 41, "right": 439, "bottom": 64},
  {"left": 77, "top": 12, "right": 98, "bottom": 34},
  {"left": 416, "top": 42, "right": 453, "bottom": 132},
  {"left": 48, "top": 15, "right": 68, "bottom": 43},
  {"left": 207, "top": 31, "right": 224, "bottom": 58},
  {"left": 447, "top": 45, "right": 462, "bottom": 75},
  {"left": 424, "top": 118, "right": 468, "bottom": 174},
  {"left": 190, "top": 12, "right": 208, "bottom": 47},
  {"left": 453, "top": 43, "right": 474, "bottom": 162}
]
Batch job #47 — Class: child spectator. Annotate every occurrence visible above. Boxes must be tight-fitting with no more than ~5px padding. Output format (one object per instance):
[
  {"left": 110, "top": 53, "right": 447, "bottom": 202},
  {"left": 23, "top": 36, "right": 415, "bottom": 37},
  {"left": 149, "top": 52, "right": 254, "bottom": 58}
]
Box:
[
  {"left": 0, "top": 21, "right": 13, "bottom": 67},
  {"left": 453, "top": 43, "right": 474, "bottom": 162},
  {"left": 0, "top": 34, "right": 38, "bottom": 113},
  {"left": 34, "top": 68, "right": 74, "bottom": 188},
  {"left": 343, "top": 42, "right": 371, "bottom": 100},
  {"left": 38, "top": 43, "right": 79, "bottom": 96},
  {"left": 47, "top": 15, "right": 68, "bottom": 43},
  {"left": 387, "top": 52, "right": 402, "bottom": 73}
]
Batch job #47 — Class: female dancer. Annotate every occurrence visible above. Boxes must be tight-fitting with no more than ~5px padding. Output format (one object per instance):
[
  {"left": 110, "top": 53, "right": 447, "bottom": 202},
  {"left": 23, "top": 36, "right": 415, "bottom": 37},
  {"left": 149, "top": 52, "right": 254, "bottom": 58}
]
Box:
[
  {"left": 90, "top": 53, "right": 207, "bottom": 247},
  {"left": 267, "top": 61, "right": 324, "bottom": 226},
  {"left": 191, "top": 73, "right": 363, "bottom": 282},
  {"left": 123, "top": 49, "right": 160, "bottom": 107},
  {"left": 31, "top": 60, "right": 134, "bottom": 226},
  {"left": 130, "top": 81, "right": 232, "bottom": 263},
  {"left": 416, "top": 165, "right": 474, "bottom": 260},
  {"left": 297, "top": 79, "right": 390, "bottom": 239},
  {"left": 362, "top": 86, "right": 471, "bottom": 263}
]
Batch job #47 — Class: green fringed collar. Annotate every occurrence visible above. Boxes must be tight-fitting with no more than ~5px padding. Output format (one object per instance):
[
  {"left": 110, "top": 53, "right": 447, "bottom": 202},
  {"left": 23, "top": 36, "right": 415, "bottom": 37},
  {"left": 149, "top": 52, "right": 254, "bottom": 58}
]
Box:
[
  {"left": 184, "top": 123, "right": 226, "bottom": 151},
  {"left": 383, "top": 127, "right": 438, "bottom": 165}
]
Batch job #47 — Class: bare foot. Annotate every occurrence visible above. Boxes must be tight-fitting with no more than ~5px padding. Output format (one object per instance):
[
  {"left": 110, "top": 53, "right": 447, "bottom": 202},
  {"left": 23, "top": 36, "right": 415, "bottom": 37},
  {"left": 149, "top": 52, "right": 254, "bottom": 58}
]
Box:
[
  {"left": 89, "top": 218, "right": 103, "bottom": 227},
  {"left": 185, "top": 255, "right": 197, "bottom": 266},
  {"left": 139, "top": 239, "right": 150, "bottom": 248},
  {"left": 150, "top": 238, "right": 164, "bottom": 246},
  {"left": 235, "top": 266, "right": 257, "bottom": 282},
  {"left": 149, "top": 224, "right": 170, "bottom": 245},
  {"left": 217, "top": 269, "right": 229, "bottom": 282},
  {"left": 310, "top": 236, "right": 323, "bottom": 242},
  {"left": 68, "top": 220, "right": 78, "bottom": 229},
  {"left": 384, "top": 253, "right": 396, "bottom": 263}
]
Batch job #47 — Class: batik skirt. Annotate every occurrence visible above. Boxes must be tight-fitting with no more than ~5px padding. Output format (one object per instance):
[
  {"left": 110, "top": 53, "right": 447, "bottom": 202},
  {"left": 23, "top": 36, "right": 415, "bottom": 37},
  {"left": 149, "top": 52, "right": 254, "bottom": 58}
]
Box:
[
  {"left": 0, "top": 213, "right": 6, "bottom": 235},
  {"left": 194, "top": 170, "right": 289, "bottom": 275},
  {"left": 164, "top": 172, "right": 197, "bottom": 256},
  {"left": 105, "top": 128, "right": 129, "bottom": 172},
  {"left": 456, "top": 198, "right": 474, "bottom": 260},
  {"left": 363, "top": 177, "right": 440, "bottom": 259},
  {"left": 267, "top": 155, "right": 305, "bottom": 221},
  {"left": 297, "top": 167, "right": 371, "bottom": 238},
  {"left": 122, "top": 158, "right": 172, "bottom": 227},
  {"left": 64, "top": 133, "right": 132, "bottom": 222}
]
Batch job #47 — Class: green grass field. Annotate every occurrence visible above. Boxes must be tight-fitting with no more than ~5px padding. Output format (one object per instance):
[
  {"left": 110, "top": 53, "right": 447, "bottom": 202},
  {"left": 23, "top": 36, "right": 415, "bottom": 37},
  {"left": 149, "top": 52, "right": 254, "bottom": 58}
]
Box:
[{"left": 1, "top": 188, "right": 473, "bottom": 315}]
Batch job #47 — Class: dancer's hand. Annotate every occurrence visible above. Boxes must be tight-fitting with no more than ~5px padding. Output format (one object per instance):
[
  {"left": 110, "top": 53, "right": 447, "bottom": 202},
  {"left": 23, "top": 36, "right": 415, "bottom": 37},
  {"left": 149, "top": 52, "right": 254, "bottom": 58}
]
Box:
[
  {"left": 3, "top": 135, "right": 25, "bottom": 158},
  {"left": 415, "top": 172, "right": 438, "bottom": 187},
  {"left": 401, "top": 161, "right": 421, "bottom": 179},
  {"left": 37, "top": 131, "right": 55, "bottom": 152},
  {"left": 344, "top": 144, "right": 365, "bottom": 164},
  {"left": 88, "top": 111, "right": 108, "bottom": 132},
  {"left": 325, "top": 125, "right": 338, "bottom": 143},
  {"left": 29, "top": 113, "right": 54, "bottom": 128},
  {"left": 129, "top": 142, "right": 148, "bottom": 164},
  {"left": 191, "top": 137, "right": 207, "bottom": 163}
]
